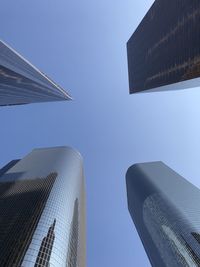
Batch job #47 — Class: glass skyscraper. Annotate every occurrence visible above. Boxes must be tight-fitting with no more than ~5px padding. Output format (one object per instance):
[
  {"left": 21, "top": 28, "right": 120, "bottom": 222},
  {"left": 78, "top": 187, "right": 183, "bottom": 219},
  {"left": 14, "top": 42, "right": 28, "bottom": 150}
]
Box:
[
  {"left": 127, "top": 0, "right": 200, "bottom": 93},
  {"left": 0, "top": 146, "right": 86, "bottom": 267},
  {"left": 126, "top": 161, "right": 200, "bottom": 267},
  {"left": 0, "top": 40, "right": 71, "bottom": 106}
]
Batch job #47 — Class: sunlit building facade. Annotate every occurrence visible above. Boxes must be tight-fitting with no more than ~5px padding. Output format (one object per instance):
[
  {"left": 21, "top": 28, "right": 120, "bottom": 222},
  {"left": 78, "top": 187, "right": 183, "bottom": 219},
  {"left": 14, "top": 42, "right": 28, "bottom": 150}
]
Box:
[
  {"left": 127, "top": 0, "right": 200, "bottom": 93},
  {"left": 0, "top": 146, "right": 86, "bottom": 267},
  {"left": 0, "top": 40, "right": 71, "bottom": 106},
  {"left": 126, "top": 161, "right": 200, "bottom": 267}
]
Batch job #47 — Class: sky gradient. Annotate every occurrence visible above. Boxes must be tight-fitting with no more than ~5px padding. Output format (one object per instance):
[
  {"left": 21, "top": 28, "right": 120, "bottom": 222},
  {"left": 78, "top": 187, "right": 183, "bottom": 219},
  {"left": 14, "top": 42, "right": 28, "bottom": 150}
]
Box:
[{"left": 1, "top": 1, "right": 200, "bottom": 266}]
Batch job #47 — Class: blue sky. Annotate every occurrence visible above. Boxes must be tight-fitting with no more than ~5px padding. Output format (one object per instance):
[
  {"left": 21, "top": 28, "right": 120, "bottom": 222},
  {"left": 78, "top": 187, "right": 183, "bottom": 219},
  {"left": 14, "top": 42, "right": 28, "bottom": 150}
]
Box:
[{"left": 1, "top": 1, "right": 200, "bottom": 266}]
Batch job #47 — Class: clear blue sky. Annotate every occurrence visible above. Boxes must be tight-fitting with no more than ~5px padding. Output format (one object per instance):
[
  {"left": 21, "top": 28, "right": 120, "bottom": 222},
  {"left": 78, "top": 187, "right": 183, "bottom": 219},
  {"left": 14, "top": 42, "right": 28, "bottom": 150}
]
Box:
[{"left": 1, "top": 1, "right": 200, "bottom": 266}]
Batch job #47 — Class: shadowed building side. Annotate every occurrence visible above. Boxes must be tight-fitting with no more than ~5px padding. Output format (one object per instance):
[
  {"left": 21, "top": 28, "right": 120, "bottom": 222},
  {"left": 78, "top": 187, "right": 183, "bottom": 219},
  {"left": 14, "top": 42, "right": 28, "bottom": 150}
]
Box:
[
  {"left": 127, "top": 0, "right": 200, "bottom": 93},
  {"left": 0, "top": 160, "right": 20, "bottom": 177}
]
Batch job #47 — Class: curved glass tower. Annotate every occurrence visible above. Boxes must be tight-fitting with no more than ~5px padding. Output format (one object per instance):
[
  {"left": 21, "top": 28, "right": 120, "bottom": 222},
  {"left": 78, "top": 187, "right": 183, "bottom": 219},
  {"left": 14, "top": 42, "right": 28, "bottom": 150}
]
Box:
[
  {"left": 126, "top": 162, "right": 200, "bottom": 267},
  {"left": 0, "top": 146, "right": 86, "bottom": 267},
  {"left": 0, "top": 40, "right": 71, "bottom": 106}
]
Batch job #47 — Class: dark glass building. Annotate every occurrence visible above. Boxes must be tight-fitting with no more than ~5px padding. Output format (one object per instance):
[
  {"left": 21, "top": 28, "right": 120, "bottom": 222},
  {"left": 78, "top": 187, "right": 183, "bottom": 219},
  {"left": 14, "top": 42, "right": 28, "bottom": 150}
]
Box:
[
  {"left": 0, "top": 146, "right": 86, "bottom": 267},
  {"left": 127, "top": 0, "right": 200, "bottom": 93},
  {"left": 0, "top": 40, "right": 71, "bottom": 106},
  {"left": 126, "top": 162, "right": 200, "bottom": 267}
]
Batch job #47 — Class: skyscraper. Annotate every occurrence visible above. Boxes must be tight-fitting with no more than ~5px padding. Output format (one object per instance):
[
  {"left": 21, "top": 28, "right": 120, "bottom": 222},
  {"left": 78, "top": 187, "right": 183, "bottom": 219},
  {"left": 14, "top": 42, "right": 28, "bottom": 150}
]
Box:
[
  {"left": 126, "top": 161, "right": 200, "bottom": 267},
  {"left": 127, "top": 1, "right": 200, "bottom": 93},
  {"left": 0, "top": 146, "right": 86, "bottom": 267},
  {"left": 0, "top": 40, "right": 71, "bottom": 106}
]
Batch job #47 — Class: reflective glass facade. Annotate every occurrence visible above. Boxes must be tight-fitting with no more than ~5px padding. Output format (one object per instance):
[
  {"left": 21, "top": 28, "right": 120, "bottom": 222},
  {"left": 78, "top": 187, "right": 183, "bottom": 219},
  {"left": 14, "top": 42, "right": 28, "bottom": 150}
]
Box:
[
  {"left": 126, "top": 162, "right": 200, "bottom": 267},
  {"left": 0, "top": 40, "right": 71, "bottom": 106},
  {"left": 127, "top": 0, "right": 200, "bottom": 93},
  {"left": 0, "top": 147, "right": 86, "bottom": 267}
]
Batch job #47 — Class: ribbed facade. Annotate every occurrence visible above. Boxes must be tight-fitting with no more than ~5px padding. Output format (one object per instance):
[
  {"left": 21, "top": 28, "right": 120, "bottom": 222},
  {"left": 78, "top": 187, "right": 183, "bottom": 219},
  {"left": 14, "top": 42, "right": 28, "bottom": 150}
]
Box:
[
  {"left": 127, "top": 0, "right": 200, "bottom": 93},
  {"left": 126, "top": 162, "right": 200, "bottom": 267},
  {"left": 0, "top": 146, "right": 86, "bottom": 267},
  {"left": 0, "top": 40, "right": 71, "bottom": 106}
]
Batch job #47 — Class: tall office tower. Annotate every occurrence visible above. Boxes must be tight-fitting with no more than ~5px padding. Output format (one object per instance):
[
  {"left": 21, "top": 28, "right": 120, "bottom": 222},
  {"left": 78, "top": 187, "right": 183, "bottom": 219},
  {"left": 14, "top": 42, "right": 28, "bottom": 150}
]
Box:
[
  {"left": 126, "top": 161, "right": 200, "bottom": 267},
  {"left": 127, "top": 1, "right": 200, "bottom": 93},
  {"left": 0, "top": 146, "right": 86, "bottom": 267},
  {"left": 0, "top": 40, "right": 71, "bottom": 106}
]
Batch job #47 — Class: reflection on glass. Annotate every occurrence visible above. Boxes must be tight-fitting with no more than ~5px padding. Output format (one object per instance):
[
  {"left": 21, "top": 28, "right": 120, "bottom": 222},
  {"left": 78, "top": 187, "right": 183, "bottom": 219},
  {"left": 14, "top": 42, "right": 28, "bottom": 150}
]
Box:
[
  {"left": 0, "top": 172, "right": 57, "bottom": 266},
  {"left": 67, "top": 199, "right": 79, "bottom": 267},
  {"left": 143, "top": 193, "right": 200, "bottom": 267},
  {"left": 35, "top": 219, "right": 56, "bottom": 267}
]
